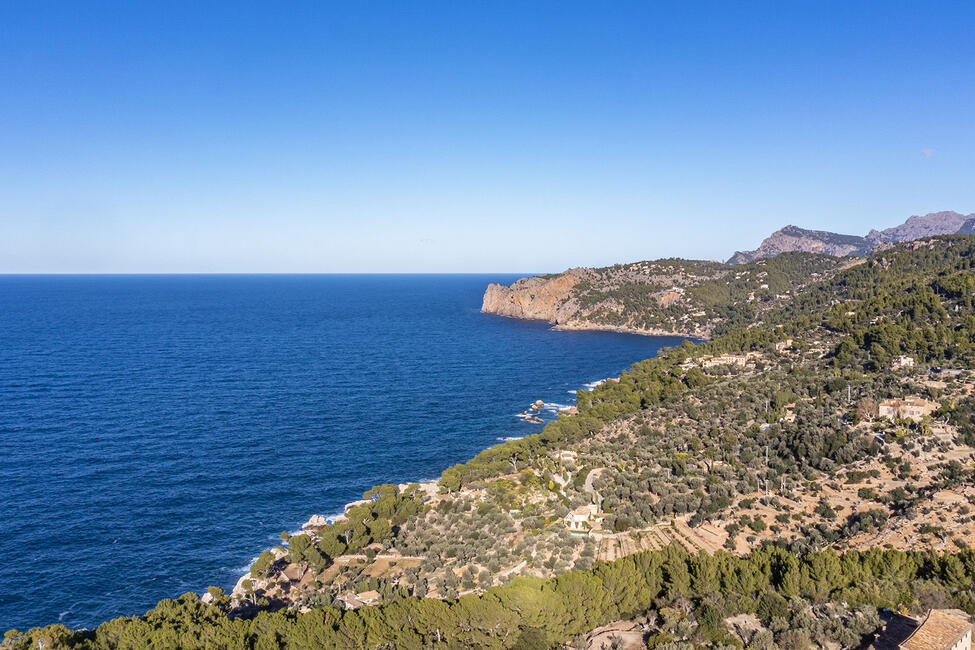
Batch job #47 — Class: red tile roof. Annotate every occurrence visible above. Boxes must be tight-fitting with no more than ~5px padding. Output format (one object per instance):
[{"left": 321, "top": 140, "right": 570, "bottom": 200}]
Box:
[{"left": 901, "top": 610, "right": 973, "bottom": 650}]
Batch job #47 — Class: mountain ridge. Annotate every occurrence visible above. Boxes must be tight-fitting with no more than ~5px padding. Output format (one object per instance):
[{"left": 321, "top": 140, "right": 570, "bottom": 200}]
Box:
[{"left": 727, "top": 210, "right": 973, "bottom": 264}]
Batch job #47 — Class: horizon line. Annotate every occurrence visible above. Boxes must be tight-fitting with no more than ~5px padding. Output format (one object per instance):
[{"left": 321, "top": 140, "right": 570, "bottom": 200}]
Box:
[{"left": 0, "top": 271, "right": 551, "bottom": 276}]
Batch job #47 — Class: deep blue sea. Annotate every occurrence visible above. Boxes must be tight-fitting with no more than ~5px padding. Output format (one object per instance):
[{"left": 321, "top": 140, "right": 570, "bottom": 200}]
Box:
[{"left": 0, "top": 275, "right": 685, "bottom": 631}]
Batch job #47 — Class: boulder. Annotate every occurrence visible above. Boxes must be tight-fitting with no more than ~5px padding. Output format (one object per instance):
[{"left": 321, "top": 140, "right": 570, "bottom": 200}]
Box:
[{"left": 302, "top": 514, "right": 328, "bottom": 530}]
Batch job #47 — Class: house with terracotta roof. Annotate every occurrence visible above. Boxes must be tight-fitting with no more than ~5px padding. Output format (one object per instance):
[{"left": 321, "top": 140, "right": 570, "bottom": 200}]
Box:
[
  {"left": 878, "top": 397, "right": 939, "bottom": 422},
  {"left": 280, "top": 564, "right": 304, "bottom": 583},
  {"left": 335, "top": 589, "right": 382, "bottom": 610},
  {"left": 900, "top": 609, "right": 973, "bottom": 650},
  {"left": 872, "top": 609, "right": 973, "bottom": 650}
]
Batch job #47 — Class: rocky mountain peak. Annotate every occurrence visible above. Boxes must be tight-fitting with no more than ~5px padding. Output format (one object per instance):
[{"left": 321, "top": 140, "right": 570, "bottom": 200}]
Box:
[
  {"left": 727, "top": 225, "right": 871, "bottom": 265},
  {"left": 729, "top": 211, "right": 974, "bottom": 264},
  {"left": 866, "top": 210, "right": 972, "bottom": 244}
]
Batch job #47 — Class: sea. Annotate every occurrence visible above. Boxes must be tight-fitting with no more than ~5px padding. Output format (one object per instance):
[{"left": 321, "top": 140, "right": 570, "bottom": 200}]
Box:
[{"left": 0, "top": 274, "right": 686, "bottom": 632}]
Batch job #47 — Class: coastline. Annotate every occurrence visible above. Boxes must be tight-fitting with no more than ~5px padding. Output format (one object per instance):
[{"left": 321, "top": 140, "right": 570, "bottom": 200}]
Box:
[
  {"left": 219, "top": 310, "right": 703, "bottom": 613},
  {"left": 227, "top": 480, "right": 441, "bottom": 604},
  {"left": 483, "top": 309, "right": 709, "bottom": 340},
  {"left": 219, "top": 326, "right": 688, "bottom": 612},
  {"left": 552, "top": 321, "right": 708, "bottom": 340},
  {"left": 220, "top": 370, "right": 634, "bottom": 607}
]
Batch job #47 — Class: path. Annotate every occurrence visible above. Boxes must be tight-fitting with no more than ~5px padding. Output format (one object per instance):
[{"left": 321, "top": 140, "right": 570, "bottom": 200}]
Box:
[{"left": 584, "top": 468, "right": 605, "bottom": 505}]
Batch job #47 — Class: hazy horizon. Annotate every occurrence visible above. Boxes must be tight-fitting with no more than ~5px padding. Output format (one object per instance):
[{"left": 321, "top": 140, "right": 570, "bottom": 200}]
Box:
[{"left": 2, "top": 2, "right": 974, "bottom": 273}]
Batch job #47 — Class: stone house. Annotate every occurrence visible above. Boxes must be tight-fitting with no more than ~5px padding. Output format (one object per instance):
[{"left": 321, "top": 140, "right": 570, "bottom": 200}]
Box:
[
  {"left": 336, "top": 589, "right": 382, "bottom": 610},
  {"left": 878, "top": 397, "right": 939, "bottom": 422},
  {"left": 900, "top": 608, "right": 973, "bottom": 649}
]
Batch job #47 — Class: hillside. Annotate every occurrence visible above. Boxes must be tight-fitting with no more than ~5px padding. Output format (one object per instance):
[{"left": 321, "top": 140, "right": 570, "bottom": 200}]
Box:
[
  {"left": 483, "top": 253, "right": 849, "bottom": 339},
  {"left": 6, "top": 236, "right": 975, "bottom": 649}
]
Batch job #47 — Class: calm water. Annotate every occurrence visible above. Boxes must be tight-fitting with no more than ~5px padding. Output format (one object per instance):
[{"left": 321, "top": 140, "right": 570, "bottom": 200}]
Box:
[{"left": 0, "top": 275, "right": 685, "bottom": 631}]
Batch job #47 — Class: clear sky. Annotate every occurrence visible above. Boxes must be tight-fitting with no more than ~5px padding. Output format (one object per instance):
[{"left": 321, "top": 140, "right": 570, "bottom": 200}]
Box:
[{"left": 2, "top": 1, "right": 974, "bottom": 273}]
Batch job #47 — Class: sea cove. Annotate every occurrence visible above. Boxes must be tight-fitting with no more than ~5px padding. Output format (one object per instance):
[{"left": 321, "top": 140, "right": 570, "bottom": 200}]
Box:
[{"left": 0, "top": 274, "right": 686, "bottom": 631}]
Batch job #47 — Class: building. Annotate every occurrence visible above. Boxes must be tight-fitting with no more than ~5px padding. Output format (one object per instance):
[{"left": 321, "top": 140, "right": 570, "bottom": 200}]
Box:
[
  {"left": 873, "top": 610, "right": 974, "bottom": 650},
  {"left": 892, "top": 355, "right": 916, "bottom": 371},
  {"left": 774, "top": 339, "right": 793, "bottom": 352},
  {"left": 701, "top": 354, "right": 749, "bottom": 368},
  {"left": 878, "top": 397, "right": 939, "bottom": 422},
  {"left": 781, "top": 403, "right": 797, "bottom": 423},
  {"left": 557, "top": 450, "right": 578, "bottom": 462},
  {"left": 335, "top": 589, "right": 382, "bottom": 610},
  {"left": 564, "top": 504, "right": 606, "bottom": 532},
  {"left": 356, "top": 590, "right": 381, "bottom": 606},
  {"left": 901, "top": 609, "right": 973, "bottom": 650}
]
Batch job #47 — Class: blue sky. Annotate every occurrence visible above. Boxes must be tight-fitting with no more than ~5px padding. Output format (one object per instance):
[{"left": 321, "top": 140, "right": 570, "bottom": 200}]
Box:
[{"left": 2, "top": 1, "right": 974, "bottom": 272}]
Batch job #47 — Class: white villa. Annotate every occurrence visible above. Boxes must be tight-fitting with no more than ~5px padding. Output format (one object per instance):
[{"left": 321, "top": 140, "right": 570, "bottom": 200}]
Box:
[
  {"left": 892, "top": 355, "right": 916, "bottom": 371},
  {"left": 564, "top": 504, "right": 606, "bottom": 532}
]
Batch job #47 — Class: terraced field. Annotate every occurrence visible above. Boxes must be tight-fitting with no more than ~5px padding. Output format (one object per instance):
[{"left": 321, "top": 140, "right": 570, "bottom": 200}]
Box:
[{"left": 594, "top": 518, "right": 728, "bottom": 562}]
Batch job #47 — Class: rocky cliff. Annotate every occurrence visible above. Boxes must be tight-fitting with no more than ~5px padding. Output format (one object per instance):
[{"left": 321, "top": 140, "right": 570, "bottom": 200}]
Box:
[
  {"left": 484, "top": 210, "right": 974, "bottom": 337},
  {"left": 481, "top": 271, "right": 583, "bottom": 322}
]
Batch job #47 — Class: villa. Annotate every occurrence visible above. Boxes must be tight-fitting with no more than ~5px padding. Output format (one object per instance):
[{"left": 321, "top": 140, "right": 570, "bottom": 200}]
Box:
[
  {"left": 901, "top": 609, "right": 973, "bottom": 650},
  {"left": 872, "top": 608, "right": 974, "bottom": 650},
  {"left": 564, "top": 504, "right": 606, "bottom": 533},
  {"left": 878, "top": 397, "right": 939, "bottom": 422},
  {"left": 892, "top": 355, "right": 917, "bottom": 371},
  {"left": 335, "top": 589, "right": 382, "bottom": 610}
]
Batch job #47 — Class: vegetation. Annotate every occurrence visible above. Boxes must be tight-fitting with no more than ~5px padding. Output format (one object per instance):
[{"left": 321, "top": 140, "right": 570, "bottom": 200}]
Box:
[
  {"left": 7, "top": 545, "right": 975, "bottom": 649},
  {"left": 566, "top": 252, "right": 846, "bottom": 338}
]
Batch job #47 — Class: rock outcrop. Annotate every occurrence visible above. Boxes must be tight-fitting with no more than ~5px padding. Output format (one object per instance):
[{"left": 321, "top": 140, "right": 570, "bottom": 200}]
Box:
[{"left": 481, "top": 270, "right": 584, "bottom": 323}]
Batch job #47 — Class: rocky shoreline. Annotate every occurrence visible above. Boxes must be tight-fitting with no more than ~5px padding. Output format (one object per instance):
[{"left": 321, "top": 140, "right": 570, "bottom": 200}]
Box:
[
  {"left": 212, "top": 280, "right": 705, "bottom": 615},
  {"left": 218, "top": 373, "right": 617, "bottom": 612},
  {"left": 223, "top": 480, "right": 440, "bottom": 609},
  {"left": 483, "top": 300, "right": 708, "bottom": 339},
  {"left": 551, "top": 320, "right": 705, "bottom": 339}
]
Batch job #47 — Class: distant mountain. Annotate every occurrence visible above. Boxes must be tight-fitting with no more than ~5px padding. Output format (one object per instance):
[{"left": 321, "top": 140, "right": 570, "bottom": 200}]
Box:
[
  {"left": 866, "top": 210, "right": 972, "bottom": 244},
  {"left": 728, "top": 211, "right": 974, "bottom": 264},
  {"left": 726, "top": 225, "right": 871, "bottom": 265}
]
